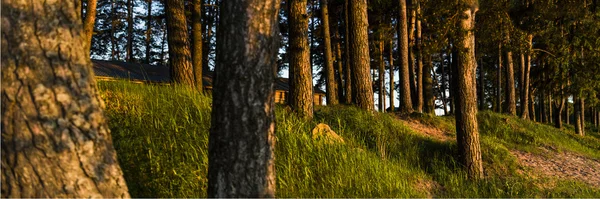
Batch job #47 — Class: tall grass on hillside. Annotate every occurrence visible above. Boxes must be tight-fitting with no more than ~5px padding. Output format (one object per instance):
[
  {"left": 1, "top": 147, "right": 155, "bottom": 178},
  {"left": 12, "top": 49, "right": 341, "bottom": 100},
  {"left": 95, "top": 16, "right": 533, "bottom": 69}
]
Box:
[{"left": 99, "top": 81, "right": 600, "bottom": 198}]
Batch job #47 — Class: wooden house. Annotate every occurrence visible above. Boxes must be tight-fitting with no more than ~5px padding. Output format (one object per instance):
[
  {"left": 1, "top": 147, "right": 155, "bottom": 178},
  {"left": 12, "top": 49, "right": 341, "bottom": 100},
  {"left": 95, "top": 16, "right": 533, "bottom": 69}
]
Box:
[{"left": 92, "top": 59, "right": 326, "bottom": 106}]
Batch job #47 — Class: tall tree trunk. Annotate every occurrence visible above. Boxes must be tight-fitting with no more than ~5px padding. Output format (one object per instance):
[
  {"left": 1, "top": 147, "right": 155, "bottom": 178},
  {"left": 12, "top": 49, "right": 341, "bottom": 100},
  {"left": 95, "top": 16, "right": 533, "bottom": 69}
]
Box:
[
  {"left": 145, "top": 0, "right": 153, "bottom": 64},
  {"left": 166, "top": 0, "right": 195, "bottom": 86},
  {"left": 111, "top": 1, "right": 117, "bottom": 60},
  {"left": 389, "top": 39, "right": 395, "bottom": 111},
  {"left": 1, "top": 0, "right": 130, "bottom": 197},
  {"left": 335, "top": 32, "right": 345, "bottom": 101},
  {"left": 289, "top": 0, "right": 314, "bottom": 118},
  {"left": 378, "top": 38, "right": 385, "bottom": 112},
  {"left": 192, "top": 0, "right": 203, "bottom": 90},
  {"left": 344, "top": 0, "right": 352, "bottom": 104},
  {"left": 449, "top": 47, "right": 458, "bottom": 115},
  {"left": 497, "top": 42, "right": 502, "bottom": 112},
  {"left": 565, "top": 95, "right": 570, "bottom": 125},
  {"left": 505, "top": 33, "right": 516, "bottom": 115},
  {"left": 442, "top": 51, "right": 448, "bottom": 115},
  {"left": 520, "top": 49, "right": 531, "bottom": 119},
  {"left": 397, "top": 0, "right": 413, "bottom": 113},
  {"left": 349, "top": 0, "right": 374, "bottom": 111},
  {"left": 540, "top": 90, "right": 546, "bottom": 123},
  {"left": 455, "top": 3, "right": 483, "bottom": 179},
  {"left": 127, "top": 0, "right": 134, "bottom": 62},
  {"left": 575, "top": 96, "right": 585, "bottom": 136},
  {"left": 83, "top": 0, "right": 98, "bottom": 55},
  {"left": 554, "top": 98, "right": 565, "bottom": 129},
  {"left": 548, "top": 94, "right": 553, "bottom": 124},
  {"left": 415, "top": 1, "right": 423, "bottom": 113},
  {"left": 208, "top": 0, "right": 279, "bottom": 197},
  {"left": 529, "top": 89, "right": 536, "bottom": 122},
  {"left": 408, "top": 3, "right": 417, "bottom": 107},
  {"left": 321, "top": 0, "right": 338, "bottom": 105},
  {"left": 423, "top": 54, "right": 434, "bottom": 114}
]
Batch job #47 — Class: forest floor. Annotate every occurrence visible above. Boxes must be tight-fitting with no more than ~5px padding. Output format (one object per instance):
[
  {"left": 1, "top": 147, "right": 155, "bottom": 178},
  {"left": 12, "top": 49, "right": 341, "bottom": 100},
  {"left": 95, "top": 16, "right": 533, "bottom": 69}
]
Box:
[{"left": 401, "top": 116, "right": 600, "bottom": 191}]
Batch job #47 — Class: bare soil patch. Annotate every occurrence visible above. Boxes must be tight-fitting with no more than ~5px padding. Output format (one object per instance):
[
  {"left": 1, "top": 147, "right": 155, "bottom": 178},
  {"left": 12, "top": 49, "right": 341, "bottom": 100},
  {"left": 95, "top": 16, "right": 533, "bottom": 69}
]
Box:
[
  {"left": 401, "top": 119, "right": 454, "bottom": 142},
  {"left": 511, "top": 147, "right": 600, "bottom": 187}
]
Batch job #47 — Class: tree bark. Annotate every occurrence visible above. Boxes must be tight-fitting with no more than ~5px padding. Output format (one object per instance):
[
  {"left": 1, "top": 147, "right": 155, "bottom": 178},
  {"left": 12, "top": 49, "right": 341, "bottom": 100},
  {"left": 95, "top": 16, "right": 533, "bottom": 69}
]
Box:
[
  {"left": 574, "top": 96, "right": 585, "bottom": 136},
  {"left": 349, "top": 0, "right": 374, "bottom": 111},
  {"left": 378, "top": 38, "right": 385, "bottom": 112},
  {"left": 344, "top": 0, "right": 352, "bottom": 104},
  {"left": 454, "top": 2, "right": 483, "bottom": 179},
  {"left": 520, "top": 43, "right": 531, "bottom": 120},
  {"left": 389, "top": 39, "right": 395, "bottom": 112},
  {"left": 335, "top": 32, "right": 345, "bottom": 101},
  {"left": 207, "top": 0, "right": 280, "bottom": 197},
  {"left": 127, "top": 0, "right": 134, "bottom": 62},
  {"left": 504, "top": 32, "right": 516, "bottom": 115},
  {"left": 565, "top": 95, "right": 570, "bottom": 125},
  {"left": 83, "top": 0, "right": 97, "bottom": 55},
  {"left": 166, "top": 0, "right": 195, "bottom": 86},
  {"left": 497, "top": 42, "right": 502, "bottom": 113},
  {"left": 415, "top": 1, "right": 423, "bottom": 113},
  {"left": 554, "top": 98, "right": 565, "bottom": 129},
  {"left": 1, "top": 0, "right": 130, "bottom": 197},
  {"left": 529, "top": 89, "right": 536, "bottom": 122},
  {"left": 145, "top": 0, "right": 153, "bottom": 64},
  {"left": 397, "top": 0, "right": 414, "bottom": 113},
  {"left": 408, "top": 3, "right": 417, "bottom": 108},
  {"left": 289, "top": 0, "right": 314, "bottom": 118},
  {"left": 423, "top": 54, "right": 434, "bottom": 114},
  {"left": 442, "top": 52, "right": 448, "bottom": 115},
  {"left": 321, "top": 0, "right": 338, "bottom": 105},
  {"left": 192, "top": 0, "right": 204, "bottom": 90}
]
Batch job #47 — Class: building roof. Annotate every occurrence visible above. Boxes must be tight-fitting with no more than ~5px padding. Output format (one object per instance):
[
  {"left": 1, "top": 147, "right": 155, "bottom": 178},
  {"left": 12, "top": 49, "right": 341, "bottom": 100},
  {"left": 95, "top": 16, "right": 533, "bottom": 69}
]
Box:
[{"left": 92, "top": 59, "right": 324, "bottom": 94}]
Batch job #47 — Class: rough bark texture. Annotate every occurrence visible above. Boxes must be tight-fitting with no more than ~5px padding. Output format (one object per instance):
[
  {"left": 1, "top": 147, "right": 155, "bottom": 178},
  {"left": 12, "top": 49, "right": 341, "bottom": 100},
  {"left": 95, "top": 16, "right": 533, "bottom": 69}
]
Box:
[
  {"left": 145, "top": 0, "right": 153, "bottom": 64},
  {"left": 454, "top": 2, "right": 483, "bottom": 179},
  {"left": 504, "top": 33, "right": 516, "bottom": 115},
  {"left": 389, "top": 39, "right": 395, "bottom": 112},
  {"left": 415, "top": 1, "right": 424, "bottom": 113},
  {"left": 192, "top": 0, "right": 203, "bottom": 90},
  {"left": 207, "top": 0, "right": 280, "bottom": 197},
  {"left": 321, "top": 0, "right": 338, "bottom": 105},
  {"left": 165, "top": 0, "right": 195, "bottom": 86},
  {"left": 397, "top": 0, "right": 414, "bottom": 113},
  {"left": 289, "top": 0, "right": 314, "bottom": 118},
  {"left": 574, "top": 96, "right": 584, "bottom": 136},
  {"left": 554, "top": 98, "right": 565, "bottom": 129},
  {"left": 335, "top": 33, "right": 345, "bottom": 101},
  {"left": 520, "top": 52, "right": 530, "bottom": 119},
  {"left": 423, "top": 54, "right": 435, "bottom": 114},
  {"left": 126, "top": 0, "right": 134, "bottom": 62},
  {"left": 1, "top": 0, "right": 130, "bottom": 197},
  {"left": 408, "top": 5, "right": 417, "bottom": 107},
  {"left": 83, "top": 0, "right": 97, "bottom": 55},
  {"left": 344, "top": 0, "right": 352, "bottom": 104},
  {"left": 349, "top": 0, "right": 374, "bottom": 111}
]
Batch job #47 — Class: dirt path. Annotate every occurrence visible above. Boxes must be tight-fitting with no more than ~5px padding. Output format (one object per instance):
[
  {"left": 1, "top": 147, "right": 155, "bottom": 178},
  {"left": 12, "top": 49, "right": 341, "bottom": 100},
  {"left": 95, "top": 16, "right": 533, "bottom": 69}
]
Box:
[
  {"left": 401, "top": 119, "right": 453, "bottom": 142},
  {"left": 510, "top": 147, "right": 600, "bottom": 187}
]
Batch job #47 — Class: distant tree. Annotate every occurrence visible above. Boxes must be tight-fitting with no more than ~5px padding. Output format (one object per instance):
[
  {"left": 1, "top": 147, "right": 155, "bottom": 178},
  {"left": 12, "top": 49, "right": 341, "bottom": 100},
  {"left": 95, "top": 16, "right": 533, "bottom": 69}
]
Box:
[
  {"left": 321, "top": 0, "right": 338, "bottom": 105},
  {"left": 192, "top": 0, "right": 203, "bottom": 90},
  {"left": 126, "top": 0, "right": 134, "bottom": 62},
  {"left": 207, "top": 0, "right": 280, "bottom": 197},
  {"left": 454, "top": 0, "right": 483, "bottom": 179},
  {"left": 288, "top": 0, "right": 314, "bottom": 118},
  {"left": 349, "top": 0, "right": 374, "bottom": 111},
  {"left": 165, "top": 0, "right": 195, "bottom": 86},
  {"left": 344, "top": 0, "right": 353, "bottom": 104},
  {"left": 504, "top": 28, "right": 516, "bottom": 115},
  {"left": 397, "top": 0, "right": 414, "bottom": 113},
  {"left": 144, "top": 0, "right": 153, "bottom": 63},
  {"left": 83, "top": 0, "right": 98, "bottom": 55},
  {"left": 1, "top": 0, "right": 130, "bottom": 197}
]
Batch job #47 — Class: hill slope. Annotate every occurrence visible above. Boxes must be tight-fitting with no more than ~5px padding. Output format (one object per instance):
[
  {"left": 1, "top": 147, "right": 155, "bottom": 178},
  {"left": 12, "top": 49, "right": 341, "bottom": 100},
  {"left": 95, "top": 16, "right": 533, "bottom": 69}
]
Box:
[{"left": 99, "top": 81, "right": 600, "bottom": 198}]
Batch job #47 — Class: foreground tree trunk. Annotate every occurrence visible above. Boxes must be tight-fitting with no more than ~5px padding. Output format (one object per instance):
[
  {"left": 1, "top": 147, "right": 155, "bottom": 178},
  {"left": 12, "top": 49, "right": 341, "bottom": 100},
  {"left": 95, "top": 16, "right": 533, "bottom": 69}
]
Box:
[
  {"left": 321, "top": 0, "right": 338, "bottom": 105},
  {"left": 1, "top": 0, "right": 130, "bottom": 197},
  {"left": 289, "top": 0, "right": 314, "bottom": 118},
  {"left": 83, "top": 0, "right": 97, "bottom": 55},
  {"left": 397, "top": 0, "right": 414, "bottom": 113},
  {"left": 454, "top": 1, "right": 483, "bottom": 179},
  {"left": 166, "top": 0, "right": 195, "bottom": 86},
  {"left": 415, "top": 1, "right": 424, "bottom": 113},
  {"left": 192, "top": 0, "right": 203, "bottom": 90},
  {"left": 207, "top": 0, "right": 280, "bottom": 197},
  {"left": 348, "top": 0, "right": 374, "bottom": 111},
  {"left": 423, "top": 54, "right": 435, "bottom": 114}
]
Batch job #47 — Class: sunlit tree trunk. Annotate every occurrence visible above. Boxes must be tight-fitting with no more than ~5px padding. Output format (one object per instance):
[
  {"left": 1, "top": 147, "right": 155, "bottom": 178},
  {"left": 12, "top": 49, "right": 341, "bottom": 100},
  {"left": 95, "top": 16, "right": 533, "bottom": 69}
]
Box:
[
  {"left": 207, "top": 0, "right": 280, "bottom": 197},
  {"left": 454, "top": 1, "right": 483, "bottom": 179},
  {"left": 321, "top": 0, "right": 338, "bottom": 105},
  {"left": 504, "top": 32, "right": 516, "bottom": 115},
  {"left": 166, "top": 0, "right": 195, "bottom": 86},
  {"left": 408, "top": 3, "right": 417, "bottom": 107},
  {"left": 83, "top": 0, "right": 97, "bottom": 55},
  {"left": 349, "top": 0, "right": 374, "bottom": 111},
  {"left": 289, "top": 0, "right": 314, "bottom": 118},
  {"left": 389, "top": 39, "right": 395, "bottom": 112},
  {"left": 1, "top": 0, "right": 130, "bottom": 197},
  {"left": 423, "top": 54, "right": 434, "bottom": 114},
  {"left": 192, "top": 0, "right": 203, "bottom": 90},
  {"left": 415, "top": 1, "right": 423, "bottom": 113},
  {"left": 344, "top": 0, "right": 352, "bottom": 104},
  {"left": 397, "top": 0, "right": 413, "bottom": 113}
]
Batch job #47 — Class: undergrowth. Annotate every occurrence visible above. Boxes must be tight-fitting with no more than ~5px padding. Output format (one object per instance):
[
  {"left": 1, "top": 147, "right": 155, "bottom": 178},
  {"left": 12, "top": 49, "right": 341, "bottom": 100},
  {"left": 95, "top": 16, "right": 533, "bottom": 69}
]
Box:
[{"left": 99, "top": 81, "right": 600, "bottom": 198}]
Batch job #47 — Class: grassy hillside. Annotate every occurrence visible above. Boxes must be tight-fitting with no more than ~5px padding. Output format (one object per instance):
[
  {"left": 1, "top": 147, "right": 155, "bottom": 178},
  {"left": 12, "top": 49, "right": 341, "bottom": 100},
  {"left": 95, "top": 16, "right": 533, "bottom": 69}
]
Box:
[{"left": 99, "top": 81, "right": 600, "bottom": 198}]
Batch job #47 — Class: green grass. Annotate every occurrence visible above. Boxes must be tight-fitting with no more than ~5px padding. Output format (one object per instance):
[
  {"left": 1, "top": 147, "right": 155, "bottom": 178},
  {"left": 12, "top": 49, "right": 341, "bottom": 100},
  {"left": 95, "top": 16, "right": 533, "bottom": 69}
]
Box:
[{"left": 99, "top": 81, "right": 600, "bottom": 198}]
